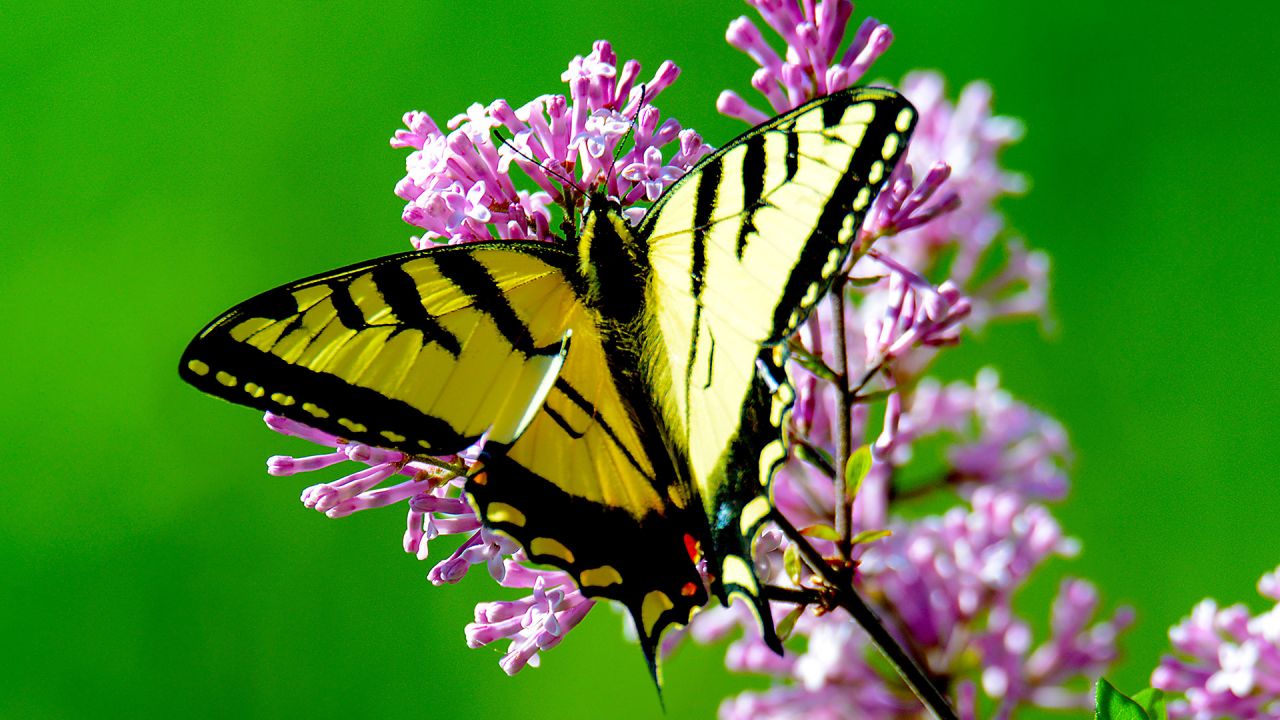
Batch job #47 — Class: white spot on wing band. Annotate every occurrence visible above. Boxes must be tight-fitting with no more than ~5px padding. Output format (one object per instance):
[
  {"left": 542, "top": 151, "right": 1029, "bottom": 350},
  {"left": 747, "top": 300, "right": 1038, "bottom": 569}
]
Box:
[
  {"left": 843, "top": 102, "right": 876, "bottom": 125},
  {"left": 759, "top": 439, "right": 786, "bottom": 486},
  {"left": 868, "top": 160, "right": 884, "bottom": 184},
  {"left": 740, "top": 496, "right": 772, "bottom": 535},
  {"left": 896, "top": 107, "right": 914, "bottom": 132},
  {"left": 581, "top": 566, "right": 622, "bottom": 587},
  {"left": 881, "top": 133, "right": 899, "bottom": 159},
  {"left": 721, "top": 555, "right": 758, "bottom": 595},
  {"left": 641, "top": 590, "right": 674, "bottom": 635}
]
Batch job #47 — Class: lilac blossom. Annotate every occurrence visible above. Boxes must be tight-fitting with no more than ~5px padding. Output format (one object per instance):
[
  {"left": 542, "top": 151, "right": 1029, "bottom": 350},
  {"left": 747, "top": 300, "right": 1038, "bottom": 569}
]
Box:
[
  {"left": 874, "top": 72, "right": 1038, "bottom": 330},
  {"left": 696, "top": 489, "right": 1128, "bottom": 719},
  {"left": 717, "top": 0, "right": 894, "bottom": 124},
  {"left": 226, "top": 0, "right": 1124, "bottom": 708},
  {"left": 683, "top": 2, "right": 1127, "bottom": 717},
  {"left": 391, "top": 40, "right": 711, "bottom": 247},
  {"left": 1152, "top": 565, "right": 1280, "bottom": 719},
  {"left": 466, "top": 562, "right": 595, "bottom": 675},
  {"left": 266, "top": 408, "right": 588, "bottom": 673},
  {"left": 879, "top": 369, "right": 1072, "bottom": 501}
]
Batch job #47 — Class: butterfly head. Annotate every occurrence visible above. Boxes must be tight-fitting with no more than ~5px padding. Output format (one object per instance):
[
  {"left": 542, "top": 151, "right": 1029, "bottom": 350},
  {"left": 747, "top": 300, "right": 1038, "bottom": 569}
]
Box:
[{"left": 583, "top": 190, "right": 623, "bottom": 218}]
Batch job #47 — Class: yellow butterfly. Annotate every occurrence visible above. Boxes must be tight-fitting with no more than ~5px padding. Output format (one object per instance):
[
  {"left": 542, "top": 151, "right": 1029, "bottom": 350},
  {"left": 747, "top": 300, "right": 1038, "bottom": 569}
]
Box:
[{"left": 180, "top": 86, "right": 916, "bottom": 676}]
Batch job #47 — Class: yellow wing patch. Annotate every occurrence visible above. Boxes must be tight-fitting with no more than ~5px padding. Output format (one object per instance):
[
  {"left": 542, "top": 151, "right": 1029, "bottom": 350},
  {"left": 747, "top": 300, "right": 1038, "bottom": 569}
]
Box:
[{"left": 641, "top": 87, "right": 914, "bottom": 506}]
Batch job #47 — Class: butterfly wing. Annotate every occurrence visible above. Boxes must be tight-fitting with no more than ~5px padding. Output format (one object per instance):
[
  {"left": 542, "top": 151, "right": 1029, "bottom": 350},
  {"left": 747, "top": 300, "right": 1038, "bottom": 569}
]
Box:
[
  {"left": 179, "top": 241, "right": 707, "bottom": 673},
  {"left": 639, "top": 88, "right": 917, "bottom": 634},
  {"left": 180, "top": 244, "right": 574, "bottom": 453}
]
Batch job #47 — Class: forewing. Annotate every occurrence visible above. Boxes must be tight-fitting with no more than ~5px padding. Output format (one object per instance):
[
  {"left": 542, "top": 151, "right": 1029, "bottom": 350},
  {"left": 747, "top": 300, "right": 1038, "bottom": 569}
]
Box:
[
  {"left": 639, "top": 87, "right": 917, "bottom": 630},
  {"left": 180, "top": 244, "right": 576, "bottom": 455}
]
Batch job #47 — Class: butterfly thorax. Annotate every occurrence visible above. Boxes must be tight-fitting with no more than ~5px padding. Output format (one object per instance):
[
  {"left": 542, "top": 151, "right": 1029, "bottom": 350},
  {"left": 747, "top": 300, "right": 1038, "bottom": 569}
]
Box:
[
  {"left": 575, "top": 195, "right": 699, "bottom": 520},
  {"left": 576, "top": 197, "right": 651, "bottom": 323}
]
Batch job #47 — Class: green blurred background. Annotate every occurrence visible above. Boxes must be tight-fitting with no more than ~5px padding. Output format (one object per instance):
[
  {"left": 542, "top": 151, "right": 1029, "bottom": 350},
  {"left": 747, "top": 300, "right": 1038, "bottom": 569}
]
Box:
[{"left": 3, "top": 1, "right": 1277, "bottom": 717}]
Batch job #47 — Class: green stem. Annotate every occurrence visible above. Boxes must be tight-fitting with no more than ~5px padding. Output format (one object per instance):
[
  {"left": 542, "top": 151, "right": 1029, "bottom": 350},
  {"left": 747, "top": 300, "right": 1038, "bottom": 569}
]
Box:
[
  {"left": 830, "top": 277, "right": 853, "bottom": 564},
  {"left": 771, "top": 510, "right": 958, "bottom": 720},
  {"left": 416, "top": 455, "right": 469, "bottom": 477},
  {"left": 762, "top": 584, "right": 822, "bottom": 605}
]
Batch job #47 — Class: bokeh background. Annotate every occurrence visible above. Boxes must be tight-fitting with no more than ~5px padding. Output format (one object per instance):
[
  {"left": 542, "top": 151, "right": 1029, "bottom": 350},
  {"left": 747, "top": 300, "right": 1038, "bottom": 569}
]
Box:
[{"left": 3, "top": 1, "right": 1277, "bottom": 718}]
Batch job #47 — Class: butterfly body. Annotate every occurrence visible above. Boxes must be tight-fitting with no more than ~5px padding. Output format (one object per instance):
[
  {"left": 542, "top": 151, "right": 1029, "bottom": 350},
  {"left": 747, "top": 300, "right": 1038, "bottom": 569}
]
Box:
[{"left": 180, "top": 87, "right": 917, "bottom": 679}]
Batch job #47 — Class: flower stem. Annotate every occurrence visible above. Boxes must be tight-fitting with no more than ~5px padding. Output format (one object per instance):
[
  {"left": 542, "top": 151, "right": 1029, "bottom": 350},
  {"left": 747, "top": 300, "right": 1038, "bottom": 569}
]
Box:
[
  {"left": 762, "top": 584, "right": 822, "bottom": 605},
  {"left": 417, "top": 455, "right": 469, "bottom": 477},
  {"left": 770, "top": 510, "right": 958, "bottom": 720},
  {"left": 830, "top": 277, "right": 854, "bottom": 564}
]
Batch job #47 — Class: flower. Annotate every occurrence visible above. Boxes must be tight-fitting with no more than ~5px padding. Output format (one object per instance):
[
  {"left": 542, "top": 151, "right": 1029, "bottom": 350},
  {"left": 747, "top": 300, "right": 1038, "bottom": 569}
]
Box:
[
  {"left": 1152, "top": 565, "right": 1280, "bottom": 719},
  {"left": 465, "top": 563, "right": 595, "bottom": 675},
  {"left": 693, "top": 490, "right": 1128, "bottom": 719},
  {"left": 717, "top": 0, "right": 894, "bottom": 124},
  {"left": 879, "top": 369, "right": 1072, "bottom": 501},
  {"left": 870, "top": 72, "right": 1039, "bottom": 330},
  {"left": 391, "top": 40, "right": 710, "bottom": 247},
  {"left": 266, "top": 408, "right": 590, "bottom": 672}
]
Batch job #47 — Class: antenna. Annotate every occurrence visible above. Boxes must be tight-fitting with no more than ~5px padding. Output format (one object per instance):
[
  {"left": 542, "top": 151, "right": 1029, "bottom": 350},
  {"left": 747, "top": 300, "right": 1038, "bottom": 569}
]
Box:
[
  {"left": 494, "top": 128, "right": 586, "bottom": 244},
  {"left": 603, "top": 83, "right": 648, "bottom": 196},
  {"left": 493, "top": 128, "right": 585, "bottom": 195}
]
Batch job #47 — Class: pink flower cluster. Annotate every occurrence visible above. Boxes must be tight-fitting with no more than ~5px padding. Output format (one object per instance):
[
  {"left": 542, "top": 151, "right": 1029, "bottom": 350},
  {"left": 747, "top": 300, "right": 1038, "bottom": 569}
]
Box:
[
  {"left": 265, "top": 411, "right": 594, "bottom": 673},
  {"left": 679, "top": 1, "right": 1129, "bottom": 717},
  {"left": 244, "top": 0, "right": 1130, "bottom": 710},
  {"left": 699, "top": 491, "right": 1131, "bottom": 720},
  {"left": 716, "top": 0, "right": 894, "bottom": 124},
  {"left": 1152, "top": 566, "right": 1280, "bottom": 719},
  {"left": 390, "top": 41, "right": 710, "bottom": 247}
]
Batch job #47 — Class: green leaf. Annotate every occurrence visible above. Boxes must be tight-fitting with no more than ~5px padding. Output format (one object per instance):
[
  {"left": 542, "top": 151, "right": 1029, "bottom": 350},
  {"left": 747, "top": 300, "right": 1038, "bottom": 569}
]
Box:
[
  {"left": 1131, "top": 689, "right": 1168, "bottom": 720},
  {"left": 801, "top": 524, "right": 841, "bottom": 542},
  {"left": 775, "top": 605, "right": 804, "bottom": 642},
  {"left": 844, "top": 445, "right": 873, "bottom": 498},
  {"left": 787, "top": 347, "right": 840, "bottom": 383},
  {"left": 1095, "top": 678, "right": 1150, "bottom": 720},
  {"left": 850, "top": 528, "right": 892, "bottom": 546},
  {"left": 783, "top": 544, "right": 802, "bottom": 584},
  {"left": 851, "top": 388, "right": 894, "bottom": 404},
  {"left": 794, "top": 442, "right": 836, "bottom": 478},
  {"left": 847, "top": 274, "right": 887, "bottom": 287}
]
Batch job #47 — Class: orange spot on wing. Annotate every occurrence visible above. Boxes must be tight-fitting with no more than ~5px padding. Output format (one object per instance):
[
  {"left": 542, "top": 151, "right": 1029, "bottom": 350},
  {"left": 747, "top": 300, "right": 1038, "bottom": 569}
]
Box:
[{"left": 683, "top": 533, "right": 701, "bottom": 563}]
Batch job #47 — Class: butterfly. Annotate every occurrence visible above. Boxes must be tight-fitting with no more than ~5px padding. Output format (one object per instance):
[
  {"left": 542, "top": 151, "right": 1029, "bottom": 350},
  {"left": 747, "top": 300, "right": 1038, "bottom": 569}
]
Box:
[{"left": 179, "top": 86, "right": 916, "bottom": 680}]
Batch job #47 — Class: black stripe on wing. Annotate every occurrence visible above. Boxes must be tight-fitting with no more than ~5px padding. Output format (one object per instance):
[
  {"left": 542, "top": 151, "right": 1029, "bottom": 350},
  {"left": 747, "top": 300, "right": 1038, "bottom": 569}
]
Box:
[
  {"left": 768, "top": 91, "right": 916, "bottom": 342},
  {"left": 370, "top": 261, "right": 463, "bottom": 356},
  {"left": 735, "top": 133, "right": 768, "bottom": 260},
  {"left": 683, "top": 155, "right": 723, "bottom": 430},
  {"left": 434, "top": 252, "right": 543, "bottom": 355},
  {"left": 179, "top": 330, "right": 477, "bottom": 454},
  {"left": 546, "top": 377, "right": 655, "bottom": 481}
]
